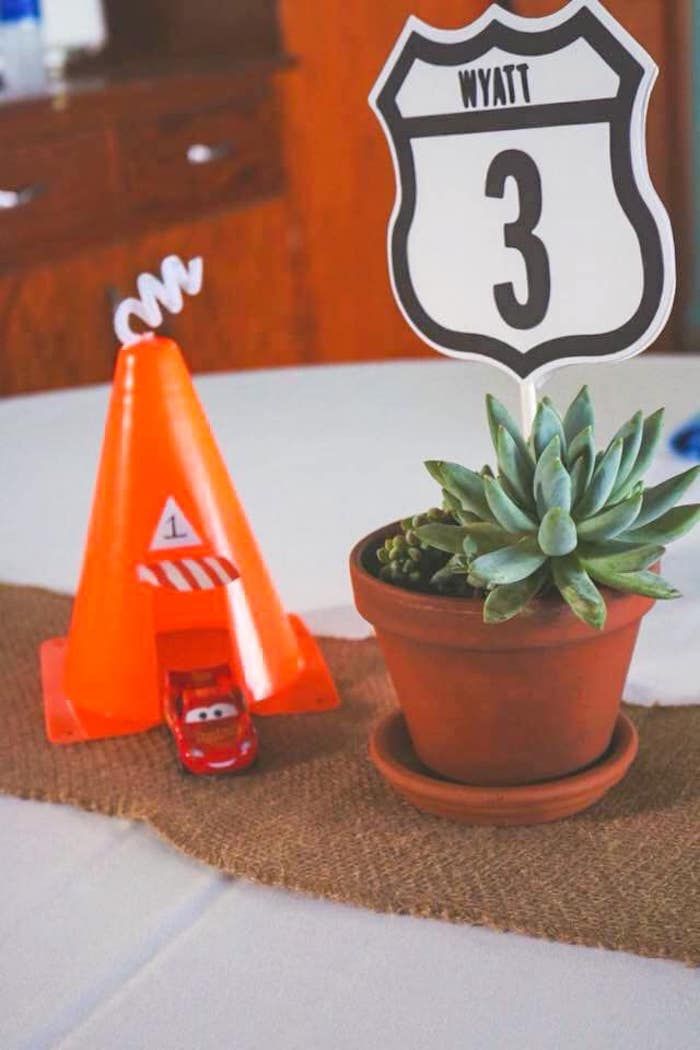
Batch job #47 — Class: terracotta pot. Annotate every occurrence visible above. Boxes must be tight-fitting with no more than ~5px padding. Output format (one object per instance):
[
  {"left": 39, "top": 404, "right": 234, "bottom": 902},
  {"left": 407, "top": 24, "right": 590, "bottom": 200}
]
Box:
[{"left": 350, "top": 524, "right": 655, "bottom": 787}]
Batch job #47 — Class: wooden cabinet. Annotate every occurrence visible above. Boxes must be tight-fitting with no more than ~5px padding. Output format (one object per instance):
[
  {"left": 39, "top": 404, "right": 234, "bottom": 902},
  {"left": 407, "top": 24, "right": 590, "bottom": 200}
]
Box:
[
  {"left": 119, "top": 88, "right": 284, "bottom": 223},
  {"left": 0, "top": 130, "right": 117, "bottom": 262},
  {"left": 0, "top": 195, "right": 305, "bottom": 394},
  {"left": 0, "top": 62, "right": 299, "bottom": 394}
]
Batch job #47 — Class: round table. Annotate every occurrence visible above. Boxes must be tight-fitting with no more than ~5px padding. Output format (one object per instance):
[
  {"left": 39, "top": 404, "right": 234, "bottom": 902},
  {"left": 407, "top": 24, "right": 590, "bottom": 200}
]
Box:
[{"left": 1, "top": 356, "right": 698, "bottom": 1049}]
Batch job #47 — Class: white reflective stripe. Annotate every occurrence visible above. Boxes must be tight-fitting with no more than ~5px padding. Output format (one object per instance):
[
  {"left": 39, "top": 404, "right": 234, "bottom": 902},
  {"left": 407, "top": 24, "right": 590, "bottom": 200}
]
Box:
[
  {"left": 136, "top": 564, "right": 159, "bottom": 586},
  {"left": 203, "top": 556, "right": 233, "bottom": 585},
  {"left": 162, "top": 560, "right": 192, "bottom": 591},
  {"left": 182, "top": 557, "right": 215, "bottom": 589}
]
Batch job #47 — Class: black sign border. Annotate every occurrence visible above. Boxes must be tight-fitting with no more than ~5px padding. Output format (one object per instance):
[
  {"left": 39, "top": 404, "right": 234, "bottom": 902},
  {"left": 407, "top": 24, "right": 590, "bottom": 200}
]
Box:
[{"left": 374, "top": 6, "right": 668, "bottom": 378}]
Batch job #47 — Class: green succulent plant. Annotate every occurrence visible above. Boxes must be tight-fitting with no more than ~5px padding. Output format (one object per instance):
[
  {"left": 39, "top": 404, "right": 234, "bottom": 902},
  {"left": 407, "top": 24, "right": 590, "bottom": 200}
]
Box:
[
  {"left": 376, "top": 507, "right": 473, "bottom": 595},
  {"left": 376, "top": 387, "right": 700, "bottom": 629}
]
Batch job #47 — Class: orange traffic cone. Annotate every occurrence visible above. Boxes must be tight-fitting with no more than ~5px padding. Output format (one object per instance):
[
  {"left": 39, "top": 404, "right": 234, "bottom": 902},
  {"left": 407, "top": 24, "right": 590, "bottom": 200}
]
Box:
[{"left": 40, "top": 336, "right": 338, "bottom": 744}]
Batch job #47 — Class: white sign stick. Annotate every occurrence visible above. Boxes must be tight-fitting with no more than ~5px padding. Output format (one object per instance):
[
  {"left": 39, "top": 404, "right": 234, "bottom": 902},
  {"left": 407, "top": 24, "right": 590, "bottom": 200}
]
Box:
[{"left": 519, "top": 378, "right": 539, "bottom": 437}]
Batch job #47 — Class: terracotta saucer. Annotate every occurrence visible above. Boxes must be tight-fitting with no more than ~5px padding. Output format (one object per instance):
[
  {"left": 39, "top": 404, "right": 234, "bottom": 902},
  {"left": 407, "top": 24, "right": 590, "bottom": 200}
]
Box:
[{"left": 369, "top": 710, "right": 638, "bottom": 826}]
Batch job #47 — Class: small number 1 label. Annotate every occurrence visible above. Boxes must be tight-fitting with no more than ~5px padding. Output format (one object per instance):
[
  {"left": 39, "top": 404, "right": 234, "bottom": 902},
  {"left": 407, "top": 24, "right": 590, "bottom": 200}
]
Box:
[
  {"left": 149, "top": 496, "right": 202, "bottom": 551},
  {"left": 164, "top": 514, "right": 188, "bottom": 540}
]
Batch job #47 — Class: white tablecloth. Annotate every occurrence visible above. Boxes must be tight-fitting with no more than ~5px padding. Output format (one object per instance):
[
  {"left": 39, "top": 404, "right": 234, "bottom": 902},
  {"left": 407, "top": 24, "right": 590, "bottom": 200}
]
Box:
[{"left": 1, "top": 356, "right": 699, "bottom": 1050}]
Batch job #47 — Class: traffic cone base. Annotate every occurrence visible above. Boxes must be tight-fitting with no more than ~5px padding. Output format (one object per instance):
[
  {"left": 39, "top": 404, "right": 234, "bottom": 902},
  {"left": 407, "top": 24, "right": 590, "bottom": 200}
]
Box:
[
  {"left": 41, "top": 637, "right": 160, "bottom": 745},
  {"left": 42, "top": 612, "right": 337, "bottom": 742},
  {"left": 252, "top": 615, "right": 339, "bottom": 716}
]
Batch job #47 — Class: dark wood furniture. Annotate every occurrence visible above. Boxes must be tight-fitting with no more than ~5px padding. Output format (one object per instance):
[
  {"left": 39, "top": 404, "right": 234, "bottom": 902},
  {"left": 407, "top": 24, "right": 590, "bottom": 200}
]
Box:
[
  {"left": 0, "top": 1, "right": 301, "bottom": 394},
  {"left": 0, "top": 60, "right": 302, "bottom": 394}
]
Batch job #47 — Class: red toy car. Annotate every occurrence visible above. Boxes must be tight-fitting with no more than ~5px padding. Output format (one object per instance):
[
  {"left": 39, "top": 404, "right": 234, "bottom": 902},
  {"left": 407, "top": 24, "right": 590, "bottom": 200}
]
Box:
[{"left": 164, "top": 664, "right": 258, "bottom": 775}]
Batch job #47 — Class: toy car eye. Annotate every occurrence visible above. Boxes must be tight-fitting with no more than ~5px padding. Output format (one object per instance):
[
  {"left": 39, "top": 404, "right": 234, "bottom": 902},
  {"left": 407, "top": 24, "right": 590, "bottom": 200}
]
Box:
[
  {"left": 184, "top": 707, "right": 210, "bottom": 724},
  {"left": 212, "top": 702, "right": 238, "bottom": 718}
]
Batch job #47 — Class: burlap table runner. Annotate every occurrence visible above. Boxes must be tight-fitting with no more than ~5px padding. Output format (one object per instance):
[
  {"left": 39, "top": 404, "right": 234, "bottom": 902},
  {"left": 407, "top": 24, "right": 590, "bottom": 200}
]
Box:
[{"left": 1, "top": 583, "right": 698, "bottom": 965}]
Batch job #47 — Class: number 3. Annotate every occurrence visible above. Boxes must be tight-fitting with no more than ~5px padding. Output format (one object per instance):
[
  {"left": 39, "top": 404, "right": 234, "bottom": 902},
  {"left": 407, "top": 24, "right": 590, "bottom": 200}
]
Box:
[{"left": 485, "top": 149, "right": 551, "bottom": 330}]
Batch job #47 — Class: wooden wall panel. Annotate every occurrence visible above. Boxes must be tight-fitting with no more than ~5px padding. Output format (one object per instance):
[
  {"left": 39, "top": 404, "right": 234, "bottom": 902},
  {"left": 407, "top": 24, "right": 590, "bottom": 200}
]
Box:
[
  {"left": 0, "top": 198, "right": 304, "bottom": 394},
  {"left": 279, "top": 1, "right": 497, "bottom": 365}
]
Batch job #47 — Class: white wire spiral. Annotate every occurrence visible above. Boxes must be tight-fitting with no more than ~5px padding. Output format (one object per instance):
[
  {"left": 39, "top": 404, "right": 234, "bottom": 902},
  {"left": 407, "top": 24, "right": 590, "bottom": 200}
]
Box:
[{"left": 113, "top": 255, "right": 204, "bottom": 346}]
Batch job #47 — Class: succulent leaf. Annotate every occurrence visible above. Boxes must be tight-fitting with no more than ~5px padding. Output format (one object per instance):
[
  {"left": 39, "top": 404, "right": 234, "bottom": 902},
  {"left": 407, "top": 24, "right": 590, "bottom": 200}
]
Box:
[
  {"left": 411, "top": 523, "right": 473, "bottom": 554},
  {"left": 471, "top": 537, "right": 546, "bottom": 585},
  {"left": 632, "top": 466, "right": 700, "bottom": 530},
  {"left": 538, "top": 507, "right": 577, "bottom": 556},
  {"left": 538, "top": 456, "right": 572, "bottom": 512},
  {"left": 430, "top": 554, "right": 471, "bottom": 590},
  {"left": 576, "top": 493, "right": 642, "bottom": 542},
  {"left": 533, "top": 435, "right": 562, "bottom": 515},
  {"left": 498, "top": 473, "right": 526, "bottom": 511},
  {"left": 484, "top": 568, "right": 548, "bottom": 623},
  {"left": 612, "top": 408, "right": 664, "bottom": 498},
  {"left": 585, "top": 566, "right": 681, "bottom": 600},
  {"left": 425, "top": 460, "right": 491, "bottom": 519},
  {"left": 484, "top": 476, "right": 538, "bottom": 532},
  {"left": 460, "top": 521, "right": 519, "bottom": 554},
  {"left": 621, "top": 504, "right": 700, "bottom": 545},
  {"left": 569, "top": 448, "right": 595, "bottom": 508},
  {"left": 563, "top": 386, "right": 594, "bottom": 445},
  {"left": 566, "top": 424, "right": 594, "bottom": 467},
  {"left": 574, "top": 438, "right": 623, "bottom": 519},
  {"left": 579, "top": 543, "right": 664, "bottom": 574},
  {"left": 467, "top": 571, "right": 488, "bottom": 589},
  {"left": 441, "top": 488, "right": 479, "bottom": 524},
  {"left": 609, "top": 411, "right": 644, "bottom": 493},
  {"left": 486, "top": 394, "right": 533, "bottom": 471},
  {"left": 496, "top": 426, "right": 534, "bottom": 508},
  {"left": 532, "top": 402, "right": 566, "bottom": 459},
  {"left": 440, "top": 488, "right": 460, "bottom": 517},
  {"left": 551, "top": 555, "right": 607, "bottom": 629}
]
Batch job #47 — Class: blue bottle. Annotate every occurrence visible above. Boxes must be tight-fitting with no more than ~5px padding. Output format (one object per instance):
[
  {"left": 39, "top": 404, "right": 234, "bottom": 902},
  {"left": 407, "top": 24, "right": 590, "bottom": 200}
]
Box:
[
  {"left": 0, "top": 0, "right": 47, "bottom": 98},
  {"left": 670, "top": 415, "right": 700, "bottom": 461}
]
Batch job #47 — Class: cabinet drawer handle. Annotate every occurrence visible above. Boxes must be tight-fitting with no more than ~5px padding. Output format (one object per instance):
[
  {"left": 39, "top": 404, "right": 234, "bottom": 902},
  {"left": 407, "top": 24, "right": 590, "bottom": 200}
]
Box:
[
  {"left": 0, "top": 183, "right": 45, "bottom": 209},
  {"left": 186, "top": 142, "right": 234, "bottom": 165}
]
